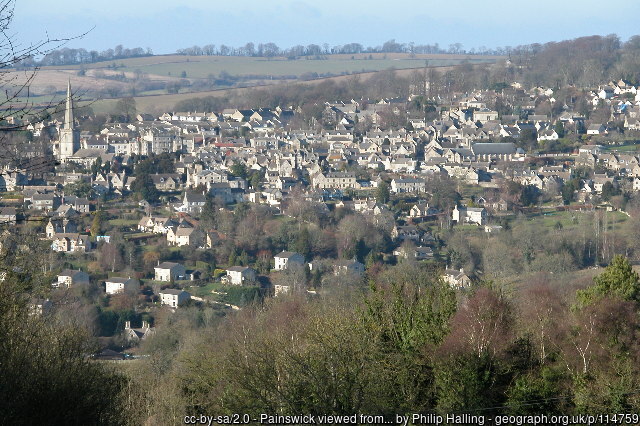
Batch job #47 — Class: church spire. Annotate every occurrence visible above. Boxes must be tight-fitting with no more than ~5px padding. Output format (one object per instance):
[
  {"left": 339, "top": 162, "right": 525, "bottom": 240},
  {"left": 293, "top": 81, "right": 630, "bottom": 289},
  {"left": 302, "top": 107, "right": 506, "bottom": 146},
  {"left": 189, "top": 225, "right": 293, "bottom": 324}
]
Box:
[
  {"left": 64, "top": 79, "right": 74, "bottom": 130},
  {"left": 58, "top": 79, "right": 80, "bottom": 161}
]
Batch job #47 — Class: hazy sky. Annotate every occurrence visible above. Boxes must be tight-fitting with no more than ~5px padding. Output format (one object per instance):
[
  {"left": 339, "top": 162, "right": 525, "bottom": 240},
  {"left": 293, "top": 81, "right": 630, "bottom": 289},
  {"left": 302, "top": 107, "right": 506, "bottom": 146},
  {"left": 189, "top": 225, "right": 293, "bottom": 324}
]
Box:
[{"left": 12, "top": 0, "right": 640, "bottom": 54}]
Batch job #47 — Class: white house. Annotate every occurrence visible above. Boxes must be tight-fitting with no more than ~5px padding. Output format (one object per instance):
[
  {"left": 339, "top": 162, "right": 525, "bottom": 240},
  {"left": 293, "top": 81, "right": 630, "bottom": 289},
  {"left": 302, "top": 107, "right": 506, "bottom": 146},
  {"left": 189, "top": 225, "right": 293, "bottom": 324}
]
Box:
[
  {"left": 452, "top": 205, "right": 486, "bottom": 225},
  {"left": 390, "top": 178, "right": 427, "bottom": 193},
  {"left": 587, "top": 124, "right": 606, "bottom": 135},
  {"left": 273, "top": 251, "right": 305, "bottom": 271},
  {"left": 226, "top": 266, "right": 257, "bottom": 285},
  {"left": 167, "top": 226, "right": 203, "bottom": 247},
  {"left": 179, "top": 192, "right": 207, "bottom": 214},
  {"left": 537, "top": 129, "right": 559, "bottom": 142},
  {"left": 55, "top": 269, "right": 89, "bottom": 288},
  {"left": 159, "top": 289, "right": 191, "bottom": 308},
  {"left": 154, "top": 262, "right": 187, "bottom": 282},
  {"left": 104, "top": 277, "right": 139, "bottom": 295}
]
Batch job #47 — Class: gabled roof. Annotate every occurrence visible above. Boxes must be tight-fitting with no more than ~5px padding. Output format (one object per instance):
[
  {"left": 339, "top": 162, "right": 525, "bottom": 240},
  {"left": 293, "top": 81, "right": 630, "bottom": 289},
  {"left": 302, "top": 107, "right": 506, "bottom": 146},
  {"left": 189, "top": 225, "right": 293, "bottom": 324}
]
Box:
[
  {"left": 227, "top": 266, "right": 254, "bottom": 273},
  {"left": 471, "top": 143, "right": 516, "bottom": 155},
  {"left": 275, "top": 251, "right": 302, "bottom": 259},
  {"left": 105, "top": 277, "right": 134, "bottom": 284},
  {"left": 156, "top": 262, "right": 183, "bottom": 269},
  {"left": 184, "top": 192, "right": 207, "bottom": 203},
  {"left": 59, "top": 269, "right": 86, "bottom": 278},
  {"left": 160, "top": 288, "right": 189, "bottom": 296}
]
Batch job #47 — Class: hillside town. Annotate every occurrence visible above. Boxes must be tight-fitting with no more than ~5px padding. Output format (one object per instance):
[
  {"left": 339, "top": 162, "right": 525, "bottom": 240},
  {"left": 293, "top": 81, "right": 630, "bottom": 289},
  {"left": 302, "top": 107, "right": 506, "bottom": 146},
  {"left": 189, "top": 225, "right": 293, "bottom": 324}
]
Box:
[
  {"left": 5, "top": 75, "right": 640, "bottom": 347},
  {"left": 8, "top": 0, "right": 640, "bottom": 417}
]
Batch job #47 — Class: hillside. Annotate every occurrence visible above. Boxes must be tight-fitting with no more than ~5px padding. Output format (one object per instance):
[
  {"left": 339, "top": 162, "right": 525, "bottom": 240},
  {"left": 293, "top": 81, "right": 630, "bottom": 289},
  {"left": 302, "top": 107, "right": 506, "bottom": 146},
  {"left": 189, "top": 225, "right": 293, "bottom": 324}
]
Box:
[{"left": 5, "top": 52, "right": 500, "bottom": 114}]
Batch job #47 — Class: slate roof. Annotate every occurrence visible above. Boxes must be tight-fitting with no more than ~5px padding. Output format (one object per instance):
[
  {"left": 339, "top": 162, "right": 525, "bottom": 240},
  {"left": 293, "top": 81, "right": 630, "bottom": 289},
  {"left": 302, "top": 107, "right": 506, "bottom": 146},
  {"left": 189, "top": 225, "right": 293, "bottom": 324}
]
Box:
[{"left": 471, "top": 143, "right": 517, "bottom": 155}]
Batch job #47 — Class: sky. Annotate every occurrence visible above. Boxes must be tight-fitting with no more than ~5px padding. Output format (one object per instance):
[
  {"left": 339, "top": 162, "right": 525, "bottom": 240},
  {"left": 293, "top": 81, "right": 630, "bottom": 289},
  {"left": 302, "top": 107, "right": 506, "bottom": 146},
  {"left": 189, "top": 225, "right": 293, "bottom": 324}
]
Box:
[{"left": 11, "top": 0, "right": 640, "bottom": 55}]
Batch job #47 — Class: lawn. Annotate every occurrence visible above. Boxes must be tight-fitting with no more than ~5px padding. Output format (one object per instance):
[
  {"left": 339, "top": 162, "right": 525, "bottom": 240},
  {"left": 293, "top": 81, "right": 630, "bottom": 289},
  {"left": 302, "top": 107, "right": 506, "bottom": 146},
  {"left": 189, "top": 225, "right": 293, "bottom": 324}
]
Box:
[
  {"left": 108, "top": 218, "right": 140, "bottom": 227},
  {"left": 123, "top": 233, "right": 156, "bottom": 241},
  {"left": 606, "top": 143, "right": 640, "bottom": 153},
  {"left": 527, "top": 209, "right": 628, "bottom": 230},
  {"left": 184, "top": 282, "right": 223, "bottom": 298},
  {"left": 453, "top": 224, "right": 485, "bottom": 234},
  {"left": 0, "top": 192, "right": 24, "bottom": 200}
]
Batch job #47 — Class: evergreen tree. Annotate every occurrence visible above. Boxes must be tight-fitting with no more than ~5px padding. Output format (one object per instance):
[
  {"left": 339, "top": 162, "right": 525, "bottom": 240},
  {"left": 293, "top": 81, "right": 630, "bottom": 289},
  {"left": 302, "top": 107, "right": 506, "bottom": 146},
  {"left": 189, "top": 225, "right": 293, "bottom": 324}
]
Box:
[
  {"left": 91, "top": 209, "right": 106, "bottom": 237},
  {"left": 131, "top": 173, "right": 159, "bottom": 202},
  {"left": 250, "top": 171, "right": 262, "bottom": 190},
  {"left": 375, "top": 181, "right": 390, "bottom": 204},
  {"left": 577, "top": 255, "right": 640, "bottom": 306},
  {"left": 293, "top": 227, "right": 312, "bottom": 259},
  {"left": 228, "top": 249, "right": 238, "bottom": 266},
  {"left": 230, "top": 161, "right": 248, "bottom": 179},
  {"left": 239, "top": 250, "right": 249, "bottom": 266},
  {"left": 200, "top": 195, "right": 217, "bottom": 229}
]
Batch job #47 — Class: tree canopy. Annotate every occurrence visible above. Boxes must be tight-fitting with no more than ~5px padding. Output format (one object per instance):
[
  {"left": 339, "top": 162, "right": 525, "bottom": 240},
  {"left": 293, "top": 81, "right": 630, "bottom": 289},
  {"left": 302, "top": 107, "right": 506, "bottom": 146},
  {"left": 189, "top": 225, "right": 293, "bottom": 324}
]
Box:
[{"left": 577, "top": 255, "right": 640, "bottom": 306}]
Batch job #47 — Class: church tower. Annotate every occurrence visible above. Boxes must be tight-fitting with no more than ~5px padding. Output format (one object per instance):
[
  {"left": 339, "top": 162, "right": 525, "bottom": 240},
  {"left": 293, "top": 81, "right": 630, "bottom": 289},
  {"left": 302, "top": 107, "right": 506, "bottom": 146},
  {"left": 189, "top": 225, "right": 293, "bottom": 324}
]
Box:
[{"left": 58, "top": 80, "right": 80, "bottom": 161}]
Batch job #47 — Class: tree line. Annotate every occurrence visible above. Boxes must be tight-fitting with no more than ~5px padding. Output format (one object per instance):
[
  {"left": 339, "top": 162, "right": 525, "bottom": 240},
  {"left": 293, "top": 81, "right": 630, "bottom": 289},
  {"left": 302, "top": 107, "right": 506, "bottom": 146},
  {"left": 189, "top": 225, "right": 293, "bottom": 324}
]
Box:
[
  {"left": 509, "top": 34, "right": 640, "bottom": 87},
  {"left": 18, "top": 44, "right": 153, "bottom": 67},
  {"left": 175, "top": 39, "right": 508, "bottom": 58},
  {"left": 119, "top": 255, "right": 640, "bottom": 423}
]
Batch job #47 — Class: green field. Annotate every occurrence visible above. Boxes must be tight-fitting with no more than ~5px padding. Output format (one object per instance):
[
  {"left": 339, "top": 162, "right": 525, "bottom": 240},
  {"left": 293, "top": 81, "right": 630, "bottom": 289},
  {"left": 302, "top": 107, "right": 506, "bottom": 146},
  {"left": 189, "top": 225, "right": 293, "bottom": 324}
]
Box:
[
  {"left": 524, "top": 209, "right": 628, "bottom": 230},
  {"left": 605, "top": 143, "right": 640, "bottom": 153},
  {"left": 108, "top": 219, "right": 140, "bottom": 227},
  {"left": 48, "top": 53, "right": 499, "bottom": 79},
  {"left": 119, "top": 57, "right": 494, "bottom": 79},
  {"left": 185, "top": 282, "right": 222, "bottom": 298},
  {"left": 10, "top": 52, "right": 501, "bottom": 114}
]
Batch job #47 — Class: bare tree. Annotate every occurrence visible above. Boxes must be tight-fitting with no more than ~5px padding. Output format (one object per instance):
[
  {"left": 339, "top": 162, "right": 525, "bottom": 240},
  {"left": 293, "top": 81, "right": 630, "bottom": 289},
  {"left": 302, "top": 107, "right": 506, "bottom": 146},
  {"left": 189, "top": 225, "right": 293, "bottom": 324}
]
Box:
[{"left": 0, "top": 0, "right": 88, "bottom": 175}]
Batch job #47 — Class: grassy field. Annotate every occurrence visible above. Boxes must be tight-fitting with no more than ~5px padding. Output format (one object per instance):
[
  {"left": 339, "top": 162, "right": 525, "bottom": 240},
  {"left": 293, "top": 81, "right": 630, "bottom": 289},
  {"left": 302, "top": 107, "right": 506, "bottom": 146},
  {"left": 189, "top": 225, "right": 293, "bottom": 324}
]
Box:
[
  {"left": 108, "top": 218, "right": 140, "bottom": 227},
  {"left": 185, "top": 282, "right": 222, "bottom": 298},
  {"left": 7, "top": 52, "right": 501, "bottom": 114},
  {"left": 605, "top": 143, "right": 640, "bottom": 153},
  {"left": 123, "top": 233, "right": 156, "bottom": 241},
  {"left": 112, "top": 56, "right": 494, "bottom": 79},
  {"left": 45, "top": 53, "right": 499, "bottom": 78},
  {"left": 524, "top": 209, "right": 628, "bottom": 230}
]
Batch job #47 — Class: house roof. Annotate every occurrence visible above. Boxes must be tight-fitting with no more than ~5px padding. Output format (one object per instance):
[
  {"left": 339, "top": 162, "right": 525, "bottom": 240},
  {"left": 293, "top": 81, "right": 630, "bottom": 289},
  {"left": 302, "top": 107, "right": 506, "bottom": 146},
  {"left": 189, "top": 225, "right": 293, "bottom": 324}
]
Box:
[
  {"left": 333, "top": 259, "right": 364, "bottom": 267},
  {"left": 59, "top": 269, "right": 85, "bottom": 278},
  {"left": 150, "top": 174, "right": 181, "bottom": 184},
  {"left": 105, "top": 277, "right": 134, "bottom": 284},
  {"left": 175, "top": 227, "right": 196, "bottom": 236},
  {"left": 156, "top": 262, "right": 183, "bottom": 269},
  {"left": 445, "top": 268, "right": 469, "bottom": 280},
  {"left": 184, "top": 193, "right": 207, "bottom": 203},
  {"left": 275, "top": 251, "right": 301, "bottom": 259},
  {"left": 160, "top": 288, "right": 189, "bottom": 296},
  {"left": 0, "top": 207, "right": 16, "bottom": 216},
  {"left": 227, "top": 266, "right": 253, "bottom": 273},
  {"left": 471, "top": 143, "right": 516, "bottom": 155}
]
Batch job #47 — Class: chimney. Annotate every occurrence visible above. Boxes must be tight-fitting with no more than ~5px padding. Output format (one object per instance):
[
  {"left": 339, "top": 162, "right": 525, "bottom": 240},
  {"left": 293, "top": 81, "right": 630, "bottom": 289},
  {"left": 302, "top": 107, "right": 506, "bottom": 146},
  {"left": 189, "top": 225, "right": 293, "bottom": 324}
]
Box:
[
  {"left": 142, "top": 321, "right": 148, "bottom": 329},
  {"left": 460, "top": 267, "right": 464, "bottom": 274},
  {"left": 124, "top": 321, "right": 131, "bottom": 330}
]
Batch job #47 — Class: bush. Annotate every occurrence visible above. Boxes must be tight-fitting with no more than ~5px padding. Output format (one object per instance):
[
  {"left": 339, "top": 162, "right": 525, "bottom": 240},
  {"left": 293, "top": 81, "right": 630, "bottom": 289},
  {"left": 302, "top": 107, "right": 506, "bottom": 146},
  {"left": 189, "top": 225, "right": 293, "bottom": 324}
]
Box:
[{"left": 0, "top": 293, "right": 128, "bottom": 423}]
